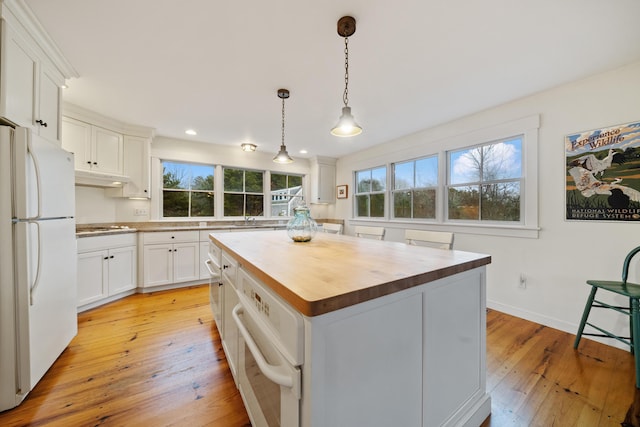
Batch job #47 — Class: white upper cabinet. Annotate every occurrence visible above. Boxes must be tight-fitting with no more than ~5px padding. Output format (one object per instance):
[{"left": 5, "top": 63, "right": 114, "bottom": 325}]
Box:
[
  {"left": 0, "top": 2, "right": 73, "bottom": 144},
  {"left": 91, "top": 125, "right": 123, "bottom": 175},
  {"left": 37, "top": 63, "right": 63, "bottom": 142},
  {"left": 61, "top": 116, "right": 124, "bottom": 175},
  {"left": 62, "top": 103, "right": 154, "bottom": 191},
  {"left": 107, "top": 135, "right": 151, "bottom": 198},
  {"left": 310, "top": 156, "right": 337, "bottom": 204}
]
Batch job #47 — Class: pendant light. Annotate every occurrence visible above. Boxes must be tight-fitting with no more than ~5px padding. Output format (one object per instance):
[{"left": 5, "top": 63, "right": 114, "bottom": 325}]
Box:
[
  {"left": 331, "top": 16, "right": 362, "bottom": 137},
  {"left": 273, "top": 88, "right": 294, "bottom": 164}
]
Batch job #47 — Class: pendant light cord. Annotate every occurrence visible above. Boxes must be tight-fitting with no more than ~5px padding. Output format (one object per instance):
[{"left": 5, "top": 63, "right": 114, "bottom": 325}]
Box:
[
  {"left": 343, "top": 37, "right": 350, "bottom": 107},
  {"left": 281, "top": 95, "right": 286, "bottom": 147}
]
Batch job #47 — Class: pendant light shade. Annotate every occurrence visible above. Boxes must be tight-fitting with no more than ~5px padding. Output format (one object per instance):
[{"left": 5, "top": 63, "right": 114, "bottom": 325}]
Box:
[
  {"left": 274, "top": 144, "right": 293, "bottom": 163},
  {"left": 331, "top": 106, "right": 362, "bottom": 137},
  {"left": 331, "top": 16, "right": 362, "bottom": 138},
  {"left": 273, "top": 88, "right": 294, "bottom": 164}
]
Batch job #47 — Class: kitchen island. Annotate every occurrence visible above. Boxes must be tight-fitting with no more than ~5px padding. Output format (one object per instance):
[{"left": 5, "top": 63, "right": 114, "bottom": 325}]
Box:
[{"left": 210, "top": 230, "right": 492, "bottom": 427}]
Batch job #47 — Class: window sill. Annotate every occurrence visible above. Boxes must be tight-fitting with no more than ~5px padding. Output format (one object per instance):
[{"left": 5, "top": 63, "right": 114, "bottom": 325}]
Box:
[{"left": 349, "top": 219, "right": 540, "bottom": 239}]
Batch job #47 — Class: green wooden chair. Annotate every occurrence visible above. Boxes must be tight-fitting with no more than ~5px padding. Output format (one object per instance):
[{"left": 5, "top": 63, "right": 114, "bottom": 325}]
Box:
[{"left": 574, "top": 245, "right": 640, "bottom": 388}]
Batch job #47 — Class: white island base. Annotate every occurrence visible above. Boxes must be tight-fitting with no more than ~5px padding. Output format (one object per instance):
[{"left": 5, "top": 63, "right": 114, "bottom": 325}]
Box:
[
  {"left": 302, "top": 267, "right": 490, "bottom": 427},
  {"left": 210, "top": 231, "right": 491, "bottom": 427}
]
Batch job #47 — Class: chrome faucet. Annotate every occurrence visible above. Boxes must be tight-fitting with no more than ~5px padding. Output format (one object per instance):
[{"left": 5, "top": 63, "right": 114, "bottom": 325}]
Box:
[{"left": 244, "top": 216, "right": 255, "bottom": 225}]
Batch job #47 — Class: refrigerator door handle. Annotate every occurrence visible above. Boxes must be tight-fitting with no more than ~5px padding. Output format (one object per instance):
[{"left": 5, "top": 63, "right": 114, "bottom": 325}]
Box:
[
  {"left": 28, "top": 220, "right": 42, "bottom": 305},
  {"left": 25, "top": 136, "right": 43, "bottom": 220}
]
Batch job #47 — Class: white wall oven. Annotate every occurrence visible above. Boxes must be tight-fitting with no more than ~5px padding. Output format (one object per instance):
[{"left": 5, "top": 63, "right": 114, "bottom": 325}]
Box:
[{"left": 233, "top": 268, "right": 304, "bottom": 427}]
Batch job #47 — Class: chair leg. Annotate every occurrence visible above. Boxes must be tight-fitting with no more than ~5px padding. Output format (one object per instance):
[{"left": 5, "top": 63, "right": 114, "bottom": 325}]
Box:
[
  {"left": 574, "top": 286, "right": 598, "bottom": 349},
  {"left": 632, "top": 298, "right": 640, "bottom": 389}
]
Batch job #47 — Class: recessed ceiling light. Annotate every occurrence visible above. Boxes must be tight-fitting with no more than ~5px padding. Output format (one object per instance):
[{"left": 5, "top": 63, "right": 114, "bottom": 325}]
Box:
[
  {"left": 185, "top": 129, "right": 197, "bottom": 136},
  {"left": 299, "top": 149, "right": 308, "bottom": 154}
]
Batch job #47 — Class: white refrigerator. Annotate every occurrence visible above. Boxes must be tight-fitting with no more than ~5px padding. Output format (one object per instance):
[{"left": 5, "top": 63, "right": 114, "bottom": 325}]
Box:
[{"left": 0, "top": 126, "right": 78, "bottom": 411}]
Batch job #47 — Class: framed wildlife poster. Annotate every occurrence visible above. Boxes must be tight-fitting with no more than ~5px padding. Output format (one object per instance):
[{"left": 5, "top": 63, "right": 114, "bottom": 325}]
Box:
[{"left": 565, "top": 120, "right": 640, "bottom": 221}]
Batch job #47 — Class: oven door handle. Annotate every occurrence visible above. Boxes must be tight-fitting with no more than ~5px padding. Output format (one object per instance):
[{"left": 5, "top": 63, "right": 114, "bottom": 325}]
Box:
[
  {"left": 232, "top": 303, "right": 300, "bottom": 398},
  {"left": 204, "top": 258, "right": 220, "bottom": 279}
]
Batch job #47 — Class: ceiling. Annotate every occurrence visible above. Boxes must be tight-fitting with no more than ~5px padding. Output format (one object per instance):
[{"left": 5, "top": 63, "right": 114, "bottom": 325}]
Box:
[{"left": 24, "top": 0, "right": 640, "bottom": 160}]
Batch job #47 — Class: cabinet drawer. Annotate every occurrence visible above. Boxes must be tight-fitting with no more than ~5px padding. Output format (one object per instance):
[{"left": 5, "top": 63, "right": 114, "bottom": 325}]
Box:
[
  {"left": 209, "top": 242, "right": 221, "bottom": 266},
  {"left": 221, "top": 251, "right": 238, "bottom": 285},
  {"left": 143, "top": 230, "right": 199, "bottom": 244},
  {"left": 78, "top": 233, "right": 137, "bottom": 252}
]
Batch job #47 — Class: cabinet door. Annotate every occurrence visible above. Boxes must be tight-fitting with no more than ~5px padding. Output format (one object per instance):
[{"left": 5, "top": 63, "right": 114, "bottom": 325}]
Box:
[
  {"left": 77, "top": 250, "right": 108, "bottom": 306},
  {"left": 121, "top": 135, "right": 150, "bottom": 198},
  {"left": 1, "top": 24, "right": 37, "bottom": 128},
  {"left": 92, "top": 125, "right": 123, "bottom": 174},
  {"left": 108, "top": 246, "right": 136, "bottom": 295},
  {"left": 222, "top": 273, "right": 239, "bottom": 382},
  {"left": 173, "top": 242, "right": 200, "bottom": 283},
  {"left": 315, "top": 162, "right": 336, "bottom": 203},
  {"left": 61, "top": 117, "right": 92, "bottom": 170},
  {"left": 199, "top": 241, "right": 210, "bottom": 280},
  {"left": 143, "top": 244, "right": 173, "bottom": 287},
  {"left": 37, "top": 64, "right": 63, "bottom": 143}
]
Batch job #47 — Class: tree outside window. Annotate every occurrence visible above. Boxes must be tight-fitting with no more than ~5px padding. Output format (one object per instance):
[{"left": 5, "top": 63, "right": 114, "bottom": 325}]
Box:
[
  {"left": 355, "top": 166, "right": 386, "bottom": 217},
  {"left": 270, "top": 173, "right": 303, "bottom": 216},
  {"left": 162, "top": 161, "right": 214, "bottom": 217},
  {"left": 223, "top": 167, "right": 264, "bottom": 217},
  {"left": 392, "top": 156, "right": 438, "bottom": 219},
  {"left": 447, "top": 136, "right": 522, "bottom": 222}
]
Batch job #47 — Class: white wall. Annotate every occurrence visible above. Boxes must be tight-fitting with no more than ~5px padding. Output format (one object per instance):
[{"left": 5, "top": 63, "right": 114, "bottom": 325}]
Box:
[{"left": 332, "top": 60, "right": 640, "bottom": 347}]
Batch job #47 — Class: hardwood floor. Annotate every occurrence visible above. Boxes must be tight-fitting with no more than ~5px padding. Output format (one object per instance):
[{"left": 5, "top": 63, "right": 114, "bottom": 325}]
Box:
[
  {"left": 0, "top": 284, "right": 250, "bottom": 427},
  {"left": 0, "top": 285, "right": 637, "bottom": 426},
  {"left": 482, "top": 310, "right": 638, "bottom": 427}
]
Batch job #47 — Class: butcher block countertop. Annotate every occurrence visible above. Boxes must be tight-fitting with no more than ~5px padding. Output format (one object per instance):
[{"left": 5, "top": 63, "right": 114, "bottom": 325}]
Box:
[{"left": 210, "top": 230, "right": 491, "bottom": 317}]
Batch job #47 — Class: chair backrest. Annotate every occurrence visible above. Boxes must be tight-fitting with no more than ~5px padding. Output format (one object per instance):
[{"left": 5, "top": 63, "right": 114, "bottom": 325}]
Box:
[
  {"left": 622, "top": 245, "right": 640, "bottom": 283},
  {"left": 322, "top": 223, "right": 343, "bottom": 235},
  {"left": 354, "top": 225, "right": 385, "bottom": 240},
  {"left": 404, "top": 229, "right": 454, "bottom": 250}
]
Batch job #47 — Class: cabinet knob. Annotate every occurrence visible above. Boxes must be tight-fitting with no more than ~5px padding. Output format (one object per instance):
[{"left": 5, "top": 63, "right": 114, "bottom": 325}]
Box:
[
  {"left": 103, "top": 256, "right": 109, "bottom": 260},
  {"left": 93, "top": 162, "right": 98, "bottom": 165},
  {"left": 171, "top": 236, "right": 175, "bottom": 239},
  {"left": 35, "top": 119, "right": 48, "bottom": 127},
  {"left": 87, "top": 161, "right": 92, "bottom": 165},
  {"left": 110, "top": 255, "right": 114, "bottom": 259},
  {"left": 223, "top": 265, "right": 229, "bottom": 269}
]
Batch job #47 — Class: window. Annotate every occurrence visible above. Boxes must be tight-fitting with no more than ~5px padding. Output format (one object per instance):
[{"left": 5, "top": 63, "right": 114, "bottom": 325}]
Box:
[
  {"left": 270, "top": 173, "right": 303, "bottom": 216},
  {"left": 223, "top": 167, "right": 264, "bottom": 217},
  {"left": 392, "top": 156, "right": 438, "bottom": 219},
  {"left": 355, "top": 166, "right": 386, "bottom": 217},
  {"left": 162, "top": 161, "right": 214, "bottom": 217},
  {"left": 447, "top": 136, "right": 523, "bottom": 222}
]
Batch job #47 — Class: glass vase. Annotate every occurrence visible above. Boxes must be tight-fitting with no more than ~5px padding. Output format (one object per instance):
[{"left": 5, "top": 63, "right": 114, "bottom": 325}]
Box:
[{"left": 287, "top": 205, "right": 318, "bottom": 242}]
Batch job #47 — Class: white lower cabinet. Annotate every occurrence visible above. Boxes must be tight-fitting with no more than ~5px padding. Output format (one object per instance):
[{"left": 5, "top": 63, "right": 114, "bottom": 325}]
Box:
[
  {"left": 77, "top": 234, "right": 137, "bottom": 311},
  {"left": 220, "top": 250, "right": 239, "bottom": 384},
  {"left": 141, "top": 231, "right": 200, "bottom": 288}
]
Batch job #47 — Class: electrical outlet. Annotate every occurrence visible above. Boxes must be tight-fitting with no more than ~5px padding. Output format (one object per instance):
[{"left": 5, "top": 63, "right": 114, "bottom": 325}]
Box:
[
  {"left": 519, "top": 273, "right": 527, "bottom": 289},
  {"left": 134, "top": 208, "right": 148, "bottom": 216}
]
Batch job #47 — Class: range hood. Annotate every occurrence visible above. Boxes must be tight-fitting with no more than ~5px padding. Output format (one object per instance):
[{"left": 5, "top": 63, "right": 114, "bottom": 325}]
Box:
[{"left": 75, "top": 170, "right": 130, "bottom": 188}]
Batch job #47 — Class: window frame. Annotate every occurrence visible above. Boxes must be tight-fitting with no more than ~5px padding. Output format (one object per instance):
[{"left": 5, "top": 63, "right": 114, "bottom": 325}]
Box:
[
  {"left": 391, "top": 155, "right": 439, "bottom": 221},
  {"left": 349, "top": 115, "right": 539, "bottom": 238},
  {"left": 446, "top": 136, "right": 524, "bottom": 224},
  {"left": 270, "top": 172, "right": 305, "bottom": 217},
  {"left": 354, "top": 166, "right": 387, "bottom": 218},
  {"left": 222, "top": 166, "right": 265, "bottom": 218},
  {"left": 160, "top": 160, "right": 215, "bottom": 219}
]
